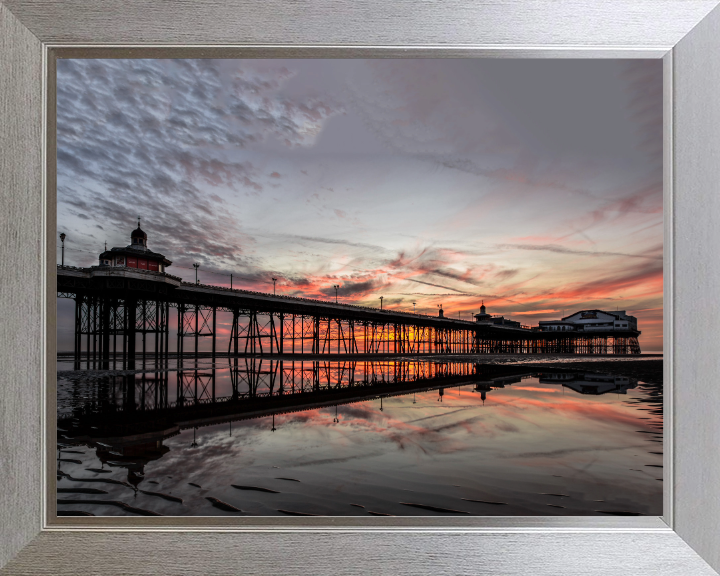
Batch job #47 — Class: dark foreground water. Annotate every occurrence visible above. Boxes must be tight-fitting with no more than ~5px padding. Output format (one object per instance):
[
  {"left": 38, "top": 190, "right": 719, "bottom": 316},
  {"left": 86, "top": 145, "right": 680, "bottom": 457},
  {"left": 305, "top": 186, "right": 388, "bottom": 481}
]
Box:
[{"left": 56, "top": 356, "right": 662, "bottom": 517}]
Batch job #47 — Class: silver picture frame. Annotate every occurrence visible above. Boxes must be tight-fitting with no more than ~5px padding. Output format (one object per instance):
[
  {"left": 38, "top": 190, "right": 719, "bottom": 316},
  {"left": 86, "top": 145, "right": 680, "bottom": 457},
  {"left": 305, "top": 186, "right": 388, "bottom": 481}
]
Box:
[{"left": 2, "top": 0, "right": 720, "bottom": 573}]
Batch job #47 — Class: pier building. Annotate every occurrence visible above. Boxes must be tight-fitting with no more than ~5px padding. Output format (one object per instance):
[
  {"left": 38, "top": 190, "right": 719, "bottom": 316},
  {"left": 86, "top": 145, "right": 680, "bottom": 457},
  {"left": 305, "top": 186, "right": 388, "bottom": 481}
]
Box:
[
  {"left": 538, "top": 310, "right": 638, "bottom": 333},
  {"left": 473, "top": 302, "right": 521, "bottom": 328},
  {"left": 98, "top": 220, "right": 172, "bottom": 273}
]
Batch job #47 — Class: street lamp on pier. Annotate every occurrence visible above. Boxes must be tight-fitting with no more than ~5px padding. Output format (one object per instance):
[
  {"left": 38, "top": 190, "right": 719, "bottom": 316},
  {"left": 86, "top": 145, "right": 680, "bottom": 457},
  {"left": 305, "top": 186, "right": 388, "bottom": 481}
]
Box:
[
  {"left": 272, "top": 277, "right": 277, "bottom": 295},
  {"left": 412, "top": 301, "right": 416, "bottom": 314},
  {"left": 333, "top": 284, "right": 339, "bottom": 303},
  {"left": 59, "top": 233, "right": 66, "bottom": 266},
  {"left": 193, "top": 263, "right": 200, "bottom": 284},
  {"left": 379, "top": 296, "right": 384, "bottom": 310}
]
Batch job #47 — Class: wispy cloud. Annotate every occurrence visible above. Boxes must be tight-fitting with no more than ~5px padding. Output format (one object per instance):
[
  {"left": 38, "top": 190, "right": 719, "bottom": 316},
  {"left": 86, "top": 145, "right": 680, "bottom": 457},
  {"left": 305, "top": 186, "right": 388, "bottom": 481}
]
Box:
[
  {"left": 57, "top": 59, "right": 342, "bottom": 270},
  {"left": 497, "top": 243, "right": 662, "bottom": 260}
]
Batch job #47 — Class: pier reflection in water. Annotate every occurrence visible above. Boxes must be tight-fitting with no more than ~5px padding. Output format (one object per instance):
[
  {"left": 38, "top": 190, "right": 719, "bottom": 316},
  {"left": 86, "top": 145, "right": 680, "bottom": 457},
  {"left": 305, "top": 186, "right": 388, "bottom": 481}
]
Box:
[{"left": 56, "top": 356, "right": 662, "bottom": 517}]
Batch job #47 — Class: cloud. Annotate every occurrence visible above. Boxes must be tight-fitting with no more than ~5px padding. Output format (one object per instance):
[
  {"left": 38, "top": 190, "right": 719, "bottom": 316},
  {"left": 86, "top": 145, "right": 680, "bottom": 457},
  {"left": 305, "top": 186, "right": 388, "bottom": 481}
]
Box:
[
  {"left": 512, "top": 309, "right": 558, "bottom": 316},
  {"left": 496, "top": 243, "right": 662, "bottom": 261},
  {"left": 343, "top": 60, "right": 661, "bottom": 193},
  {"left": 553, "top": 262, "right": 663, "bottom": 302},
  {"left": 620, "top": 60, "right": 663, "bottom": 164},
  {"left": 318, "top": 279, "right": 383, "bottom": 298},
  {"left": 406, "top": 278, "right": 468, "bottom": 294},
  {"left": 57, "top": 59, "right": 342, "bottom": 270},
  {"left": 494, "top": 269, "right": 519, "bottom": 280},
  {"left": 285, "top": 234, "right": 385, "bottom": 252}
]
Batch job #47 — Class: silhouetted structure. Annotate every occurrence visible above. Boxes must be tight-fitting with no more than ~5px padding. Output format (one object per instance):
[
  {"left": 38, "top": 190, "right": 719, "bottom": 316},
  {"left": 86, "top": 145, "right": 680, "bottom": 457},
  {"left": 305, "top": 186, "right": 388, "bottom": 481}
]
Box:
[
  {"left": 98, "top": 219, "right": 172, "bottom": 272},
  {"left": 539, "top": 310, "right": 638, "bottom": 333},
  {"left": 474, "top": 302, "right": 521, "bottom": 328},
  {"left": 57, "top": 226, "right": 642, "bottom": 367}
]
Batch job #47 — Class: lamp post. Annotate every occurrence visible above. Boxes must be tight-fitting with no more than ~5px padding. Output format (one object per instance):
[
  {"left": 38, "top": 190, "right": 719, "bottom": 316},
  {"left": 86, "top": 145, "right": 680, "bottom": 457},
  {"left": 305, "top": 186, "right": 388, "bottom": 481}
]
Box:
[
  {"left": 193, "top": 263, "right": 200, "bottom": 284},
  {"left": 59, "top": 233, "right": 66, "bottom": 266},
  {"left": 272, "top": 277, "right": 277, "bottom": 295},
  {"left": 379, "top": 296, "right": 384, "bottom": 310},
  {"left": 333, "top": 284, "right": 339, "bottom": 303},
  {"left": 230, "top": 273, "right": 233, "bottom": 289},
  {"left": 413, "top": 301, "right": 416, "bottom": 314}
]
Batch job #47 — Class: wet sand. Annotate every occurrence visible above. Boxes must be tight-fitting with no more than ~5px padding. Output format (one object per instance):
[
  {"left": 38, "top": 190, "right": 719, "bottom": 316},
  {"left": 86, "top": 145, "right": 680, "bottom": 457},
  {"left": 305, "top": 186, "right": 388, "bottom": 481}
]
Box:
[
  {"left": 526, "top": 359, "right": 662, "bottom": 384},
  {"left": 406, "top": 354, "right": 663, "bottom": 384},
  {"left": 56, "top": 355, "right": 663, "bottom": 516}
]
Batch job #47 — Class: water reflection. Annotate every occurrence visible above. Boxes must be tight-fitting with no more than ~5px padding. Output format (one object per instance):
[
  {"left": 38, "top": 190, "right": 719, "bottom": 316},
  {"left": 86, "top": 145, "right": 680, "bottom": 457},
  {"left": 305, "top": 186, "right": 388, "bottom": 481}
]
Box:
[{"left": 56, "top": 357, "right": 662, "bottom": 517}]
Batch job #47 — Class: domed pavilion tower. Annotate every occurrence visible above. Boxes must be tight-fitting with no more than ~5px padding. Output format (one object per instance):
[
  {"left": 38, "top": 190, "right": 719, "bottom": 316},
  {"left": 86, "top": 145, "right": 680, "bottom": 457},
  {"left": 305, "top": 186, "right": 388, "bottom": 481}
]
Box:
[
  {"left": 98, "top": 219, "right": 172, "bottom": 272},
  {"left": 474, "top": 302, "right": 492, "bottom": 322},
  {"left": 130, "top": 223, "right": 148, "bottom": 249}
]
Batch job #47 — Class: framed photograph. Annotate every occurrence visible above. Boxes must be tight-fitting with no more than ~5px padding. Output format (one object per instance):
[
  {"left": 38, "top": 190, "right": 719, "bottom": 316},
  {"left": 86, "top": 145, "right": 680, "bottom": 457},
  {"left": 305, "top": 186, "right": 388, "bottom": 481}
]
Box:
[
  {"left": 54, "top": 56, "right": 667, "bottom": 522},
  {"left": 2, "top": 1, "right": 720, "bottom": 574}
]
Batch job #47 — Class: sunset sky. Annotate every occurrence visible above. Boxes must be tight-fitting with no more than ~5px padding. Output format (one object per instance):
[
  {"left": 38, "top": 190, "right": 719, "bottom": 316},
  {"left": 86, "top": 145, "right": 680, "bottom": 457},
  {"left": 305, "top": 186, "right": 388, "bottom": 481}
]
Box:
[{"left": 56, "top": 59, "right": 663, "bottom": 351}]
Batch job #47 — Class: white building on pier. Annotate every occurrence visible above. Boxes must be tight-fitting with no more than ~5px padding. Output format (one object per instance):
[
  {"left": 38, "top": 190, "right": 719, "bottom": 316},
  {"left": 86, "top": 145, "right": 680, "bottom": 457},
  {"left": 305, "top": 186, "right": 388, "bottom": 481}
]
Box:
[{"left": 538, "top": 310, "right": 638, "bottom": 333}]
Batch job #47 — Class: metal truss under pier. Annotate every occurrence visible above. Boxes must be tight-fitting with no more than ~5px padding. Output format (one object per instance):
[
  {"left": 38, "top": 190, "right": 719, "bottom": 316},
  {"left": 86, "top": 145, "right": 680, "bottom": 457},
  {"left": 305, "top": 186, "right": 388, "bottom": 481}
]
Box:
[
  {"left": 227, "top": 312, "right": 640, "bottom": 355},
  {"left": 72, "top": 293, "right": 170, "bottom": 370},
  {"left": 58, "top": 265, "right": 641, "bottom": 362}
]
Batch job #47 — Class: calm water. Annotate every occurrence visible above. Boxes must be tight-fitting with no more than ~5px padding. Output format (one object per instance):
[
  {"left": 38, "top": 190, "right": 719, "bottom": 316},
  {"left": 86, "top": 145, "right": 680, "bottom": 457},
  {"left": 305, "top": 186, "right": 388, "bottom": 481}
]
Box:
[{"left": 56, "top": 357, "right": 662, "bottom": 517}]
